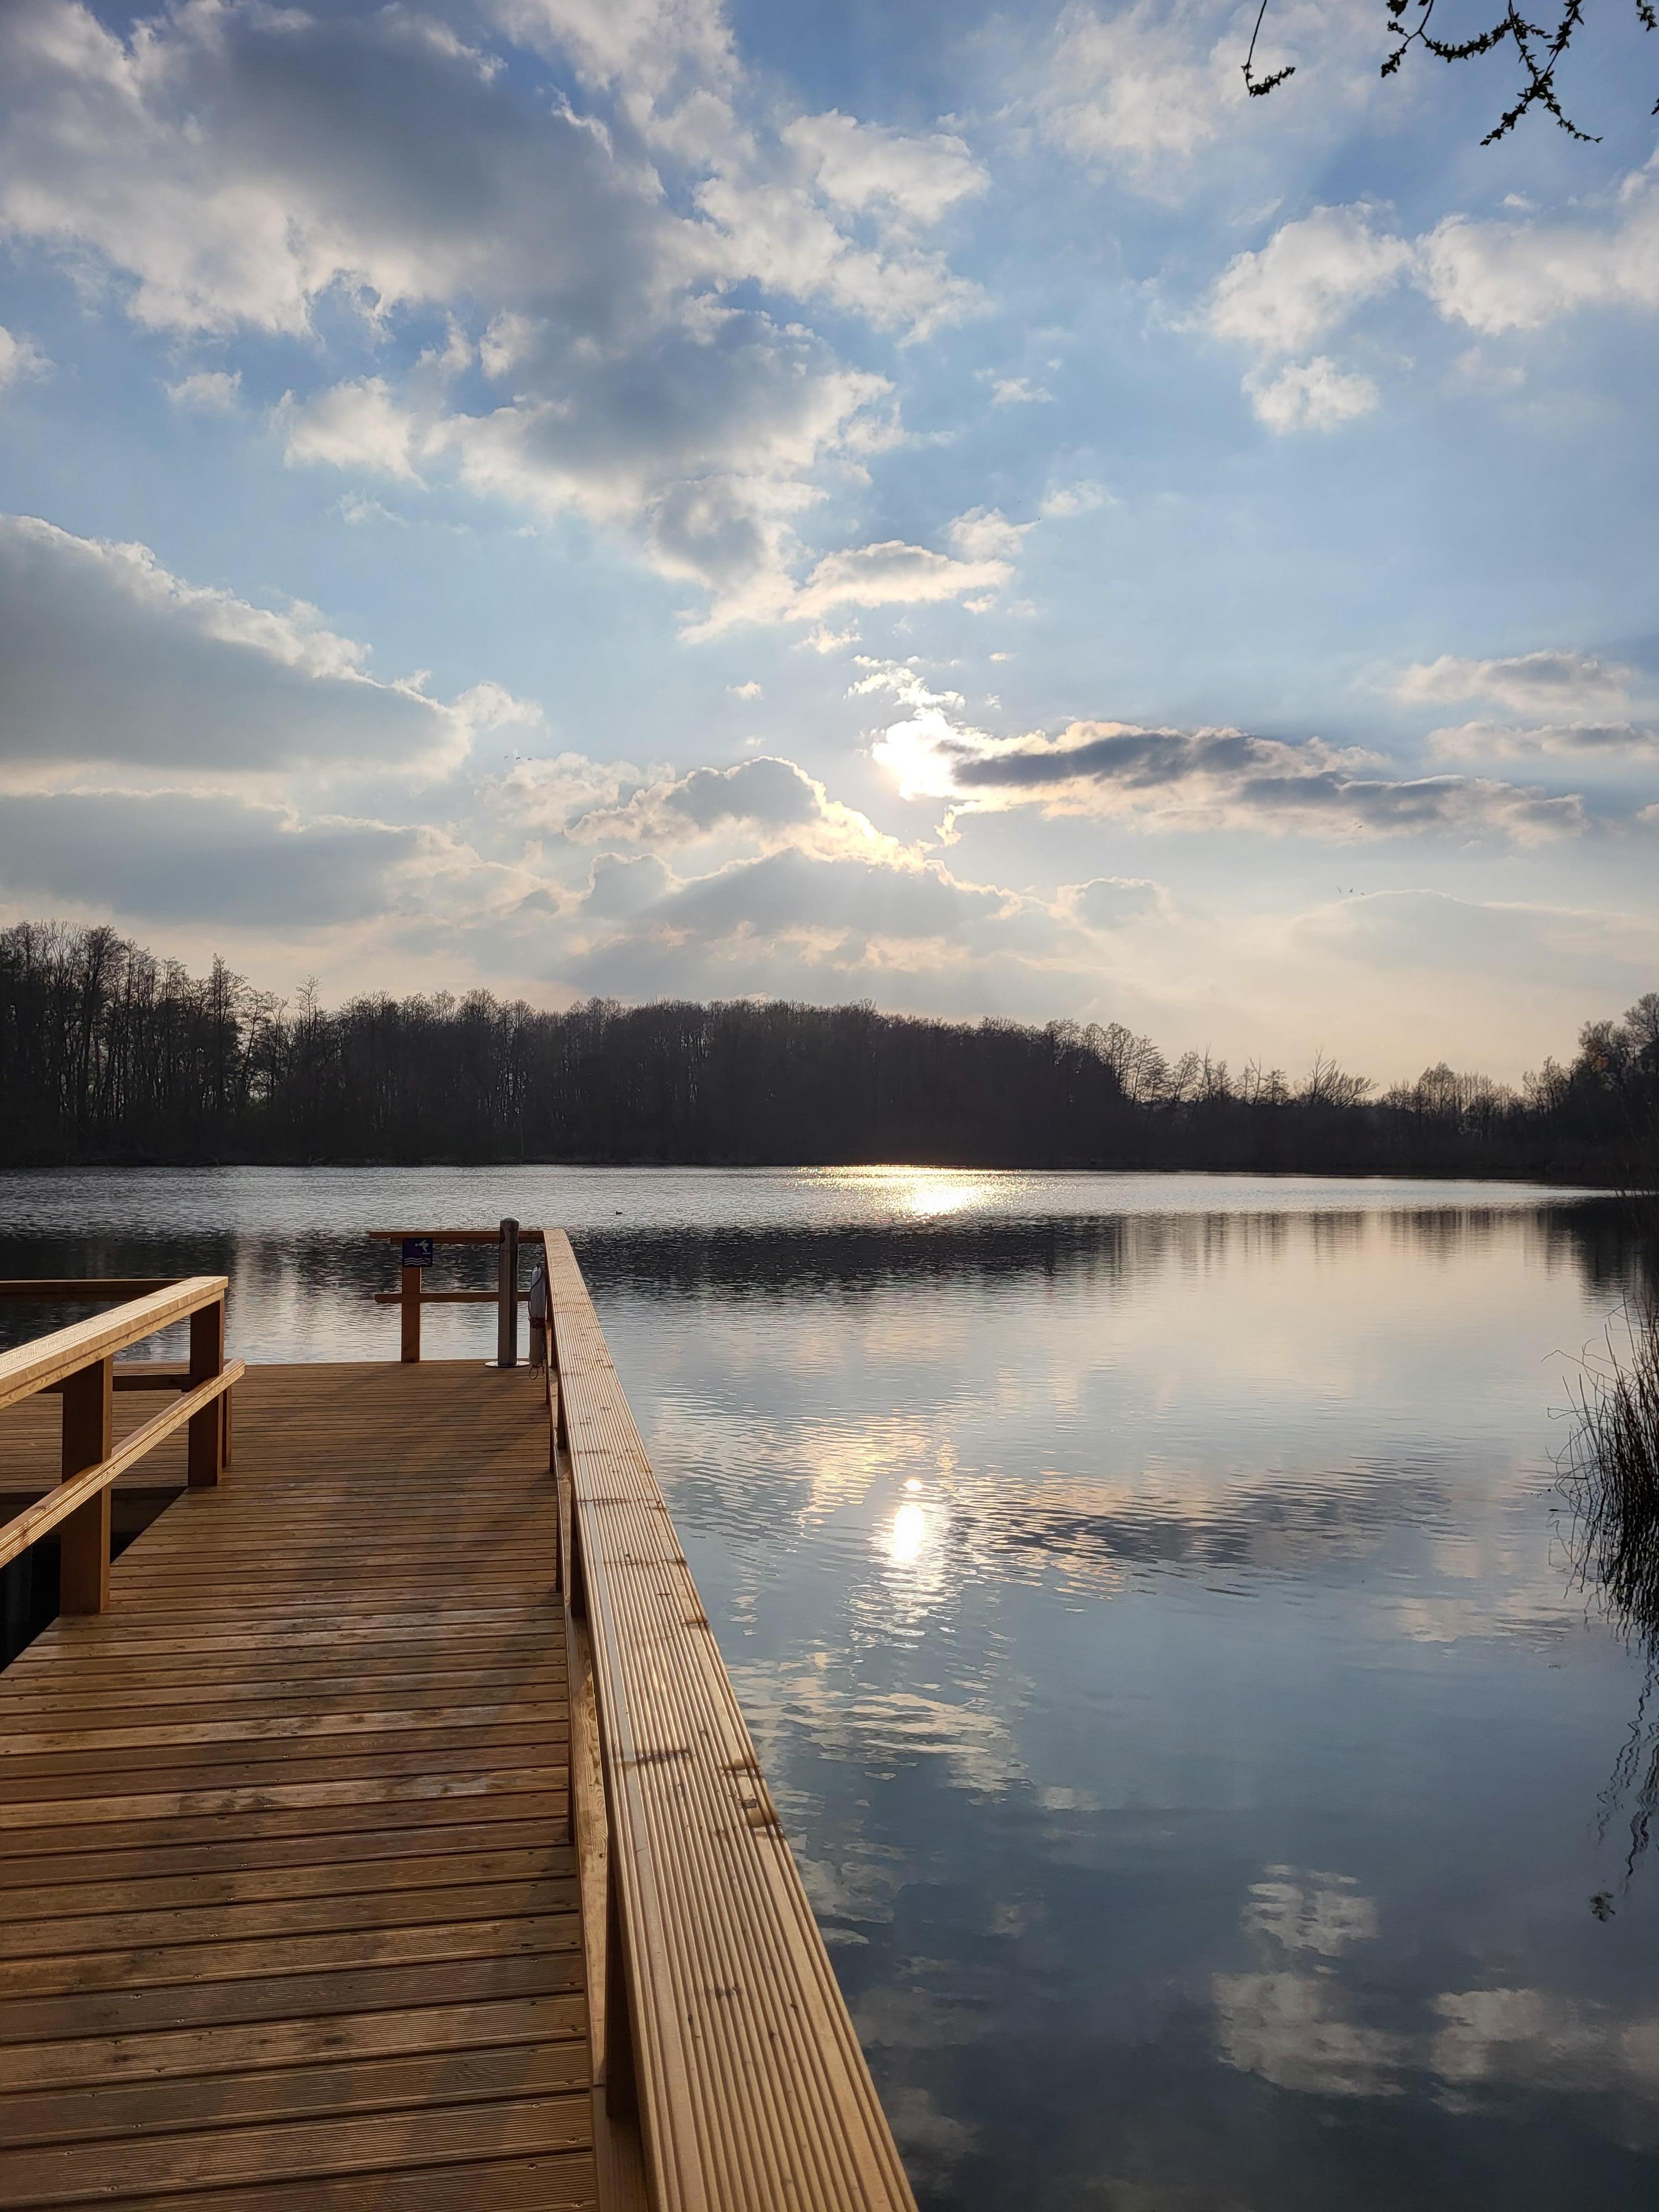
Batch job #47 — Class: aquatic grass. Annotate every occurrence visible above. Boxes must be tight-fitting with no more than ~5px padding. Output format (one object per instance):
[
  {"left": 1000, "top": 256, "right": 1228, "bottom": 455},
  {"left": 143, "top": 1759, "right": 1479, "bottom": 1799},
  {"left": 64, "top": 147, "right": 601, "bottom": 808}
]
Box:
[
  {"left": 1561, "top": 1297, "right": 1659, "bottom": 1647},
  {"left": 1559, "top": 1292, "right": 1659, "bottom": 1885}
]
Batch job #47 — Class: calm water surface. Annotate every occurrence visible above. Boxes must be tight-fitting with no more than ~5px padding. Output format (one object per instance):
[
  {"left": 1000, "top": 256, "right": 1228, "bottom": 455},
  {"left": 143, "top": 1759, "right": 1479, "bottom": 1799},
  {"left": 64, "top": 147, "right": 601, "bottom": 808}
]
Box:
[{"left": 3, "top": 1166, "right": 1655, "bottom": 2209}]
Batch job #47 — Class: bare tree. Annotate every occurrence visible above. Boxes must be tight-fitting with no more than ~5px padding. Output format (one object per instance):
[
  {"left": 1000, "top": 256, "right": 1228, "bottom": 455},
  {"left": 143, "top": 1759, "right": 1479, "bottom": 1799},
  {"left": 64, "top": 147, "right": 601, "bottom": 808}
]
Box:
[{"left": 1246, "top": 0, "right": 1658, "bottom": 143}]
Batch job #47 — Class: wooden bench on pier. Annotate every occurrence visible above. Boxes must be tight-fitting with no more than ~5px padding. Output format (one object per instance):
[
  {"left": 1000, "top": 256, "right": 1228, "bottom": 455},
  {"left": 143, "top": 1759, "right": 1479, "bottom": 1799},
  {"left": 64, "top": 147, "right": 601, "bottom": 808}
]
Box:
[{"left": 0, "top": 1232, "right": 917, "bottom": 2211}]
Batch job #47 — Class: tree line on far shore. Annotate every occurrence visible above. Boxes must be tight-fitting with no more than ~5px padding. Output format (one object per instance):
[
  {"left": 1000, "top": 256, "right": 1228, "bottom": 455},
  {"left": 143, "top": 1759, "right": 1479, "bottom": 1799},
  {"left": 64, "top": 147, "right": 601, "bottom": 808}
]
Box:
[{"left": 0, "top": 920, "right": 1654, "bottom": 1184}]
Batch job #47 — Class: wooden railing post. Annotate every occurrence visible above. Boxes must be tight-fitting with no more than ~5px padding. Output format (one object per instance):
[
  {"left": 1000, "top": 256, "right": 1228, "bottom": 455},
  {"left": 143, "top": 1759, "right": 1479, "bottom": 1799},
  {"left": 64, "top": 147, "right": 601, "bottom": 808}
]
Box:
[
  {"left": 400, "top": 1262, "right": 422, "bottom": 1364},
  {"left": 187, "top": 1295, "right": 226, "bottom": 1488},
  {"left": 497, "top": 1218, "right": 520, "bottom": 1369},
  {"left": 59, "top": 1355, "right": 113, "bottom": 1614}
]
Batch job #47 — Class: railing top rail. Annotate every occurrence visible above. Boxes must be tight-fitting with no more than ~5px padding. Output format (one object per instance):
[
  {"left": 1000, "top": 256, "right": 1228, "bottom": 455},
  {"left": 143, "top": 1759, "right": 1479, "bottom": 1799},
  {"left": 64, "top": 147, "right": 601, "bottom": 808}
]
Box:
[
  {"left": 368, "top": 1228, "right": 547, "bottom": 1244},
  {"left": 544, "top": 1228, "right": 916, "bottom": 2212},
  {"left": 0, "top": 1359, "right": 244, "bottom": 1573},
  {"left": 0, "top": 1277, "right": 228, "bottom": 1415}
]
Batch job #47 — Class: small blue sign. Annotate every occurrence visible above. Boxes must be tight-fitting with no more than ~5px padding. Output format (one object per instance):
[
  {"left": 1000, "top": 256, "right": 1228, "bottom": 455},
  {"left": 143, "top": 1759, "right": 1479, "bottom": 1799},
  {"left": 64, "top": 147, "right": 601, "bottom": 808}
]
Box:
[{"left": 401, "top": 1238, "right": 435, "bottom": 1270}]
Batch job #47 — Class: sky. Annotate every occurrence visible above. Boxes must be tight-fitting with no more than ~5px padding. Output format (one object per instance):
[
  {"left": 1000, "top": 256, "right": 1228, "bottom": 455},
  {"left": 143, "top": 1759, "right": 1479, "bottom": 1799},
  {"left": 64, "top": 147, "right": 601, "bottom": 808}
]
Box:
[{"left": 1, "top": 0, "right": 1656, "bottom": 1084}]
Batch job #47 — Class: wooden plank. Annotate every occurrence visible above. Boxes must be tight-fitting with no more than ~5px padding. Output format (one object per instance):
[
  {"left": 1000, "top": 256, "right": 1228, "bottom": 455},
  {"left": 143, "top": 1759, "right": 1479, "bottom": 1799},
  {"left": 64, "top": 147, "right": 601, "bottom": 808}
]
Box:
[
  {"left": 6, "top": 1786, "right": 568, "bottom": 1869},
  {"left": 0, "top": 1911, "right": 582, "bottom": 2000},
  {"left": 0, "top": 1994, "right": 587, "bottom": 2094},
  {"left": 0, "top": 1876, "right": 578, "bottom": 1960},
  {"left": 0, "top": 1744, "right": 568, "bottom": 1809},
  {"left": 81, "top": 2153, "right": 602, "bottom": 2212},
  {"left": 0, "top": 2041, "right": 591, "bottom": 2150},
  {"left": 0, "top": 1949, "right": 583, "bottom": 2046},
  {"left": 0, "top": 2091, "right": 592, "bottom": 2203},
  {"left": 545, "top": 1227, "right": 916, "bottom": 2212},
  {"left": 3, "top": 1846, "right": 572, "bottom": 1928},
  {"left": 0, "top": 1702, "right": 570, "bottom": 1756},
  {"left": 0, "top": 1280, "right": 226, "bottom": 1413},
  {"left": 0, "top": 1668, "right": 566, "bottom": 1718}
]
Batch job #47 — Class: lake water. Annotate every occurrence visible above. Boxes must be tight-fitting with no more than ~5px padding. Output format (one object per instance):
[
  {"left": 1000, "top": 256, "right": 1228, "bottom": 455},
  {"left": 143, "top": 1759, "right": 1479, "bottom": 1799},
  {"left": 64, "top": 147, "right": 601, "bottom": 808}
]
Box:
[{"left": 3, "top": 1165, "right": 1656, "bottom": 2209}]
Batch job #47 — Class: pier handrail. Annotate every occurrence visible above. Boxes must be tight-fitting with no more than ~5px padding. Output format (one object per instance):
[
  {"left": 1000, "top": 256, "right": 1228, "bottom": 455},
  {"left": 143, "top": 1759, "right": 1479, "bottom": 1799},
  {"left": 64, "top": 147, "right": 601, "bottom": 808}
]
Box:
[
  {"left": 368, "top": 1225, "right": 545, "bottom": 1363},
  {"left": 542, "top": 1227, "right": 917, "bottom": 2212},
  {"left": 0, "top": 1279, "right": 242, "bottom": 1613}
]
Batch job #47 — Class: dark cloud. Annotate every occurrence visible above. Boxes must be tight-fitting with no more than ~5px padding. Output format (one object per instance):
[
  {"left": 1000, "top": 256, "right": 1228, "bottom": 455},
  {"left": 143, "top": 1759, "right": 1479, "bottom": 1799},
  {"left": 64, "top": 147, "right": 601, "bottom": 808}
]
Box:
[
  {"left": 0, "top": 1, "right": 676, "bottom": 341},
  {"left": 948, "top": 723, "right": 1586, "bottom": 840},
  {"left": 0, "top": 516, "right": 454, "bottom": 771},
  {"left": 0, "top": 792, "right": 420, "bottom": 926}
]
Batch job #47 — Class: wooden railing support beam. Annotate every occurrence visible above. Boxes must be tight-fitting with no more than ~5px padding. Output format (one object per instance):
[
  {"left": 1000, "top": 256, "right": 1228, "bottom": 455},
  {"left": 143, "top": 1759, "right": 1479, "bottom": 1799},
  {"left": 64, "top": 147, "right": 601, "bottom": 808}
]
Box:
[
  {"left": 59, "top": 1356, "right": 114, "bottom": 1615},
  {"left": 187, "top": 1298, "right": 226, "bottom": 1489},
  {"left": 400, "top": 1264, "right": 422, "bottom": 1363},
  {"left": 497, "top": 1217, "right": 520, "bottom": 1370}
]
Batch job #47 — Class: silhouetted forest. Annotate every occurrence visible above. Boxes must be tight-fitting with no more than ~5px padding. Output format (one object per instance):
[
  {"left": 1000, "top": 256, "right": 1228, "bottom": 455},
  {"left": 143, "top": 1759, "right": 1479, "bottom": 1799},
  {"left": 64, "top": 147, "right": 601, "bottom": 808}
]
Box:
[{"left": 1, "top": 920, "right": 1655, "bottom": 1182}]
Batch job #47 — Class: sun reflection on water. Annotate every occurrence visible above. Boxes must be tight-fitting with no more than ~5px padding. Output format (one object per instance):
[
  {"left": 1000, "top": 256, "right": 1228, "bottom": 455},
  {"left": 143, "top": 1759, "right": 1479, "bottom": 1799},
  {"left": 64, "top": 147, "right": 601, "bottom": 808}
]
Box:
[
  {"left": 889, "top": 1500, "right": 930, "bottom": 1565},
  {"left": 813, "top": 1165, "right": 1008, "bottom": 1221}
]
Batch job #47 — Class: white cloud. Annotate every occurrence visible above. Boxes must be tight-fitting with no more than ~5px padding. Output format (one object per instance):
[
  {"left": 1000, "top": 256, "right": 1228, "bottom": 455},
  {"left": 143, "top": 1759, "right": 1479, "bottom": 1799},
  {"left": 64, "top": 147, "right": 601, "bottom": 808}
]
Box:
[
  {"left": 1246, "top": 355, "right": 1378, "bottom": 432},
  {"left": 489, "top": 751, "right": 646, "bottom": 833},
  {"left": 563, "top": 755, "right": 907, "bottom": 865},
  {"left": 1427, "top": 719, "right": 1659, "bottom": 760},
  {"left": 947, "top": 507, "right": 1032, "bottom": 563},
  {"left": 1451, "top": 346, "right": 1524, "bottom": 392},
  {"left": 0, "top": 324, "right": 49, "bottom": 387},
  {"left": 1210, "top": 206, "right": 1413, "bottom": 357},
  {"left": 165, "top": 367, "right": 241, "bottom": 413},
  {"left": 1293, "top": 888, "right": 1659, "bottom": 990},
  {"left": 693, "top": 173, "right": 980, "bottom": 342},
  {"left": 487, "top": 0, "right": 740, "bottom": 160},
  {"left": 1393, "top": 649, "right": 1639, "bottom": 717},
  {"left": 1207, "top": 165, "right": 1659, "bottom": 428},
  {"left": 985, "top": 375, "right": 1051, "bottom": 406},
  {"left": 281, "top": 378, "right": 425, "bottom": 483},
  {"left": 0, "top": 0, "right": 984, "bottom": 630},
  {"left": 796, "top": 536, "right": 1013, "bottom": 618},
  {"left": 1037, "top": 0, "right": 1249, "bottom": 180},
  {"left": 849, "top": 659, "right": 967, "bottom": 710},
  {"left": 783, "top": 111, "right": 985, "bottom": 227},
  {"left": 1035, "top": 0, "right": 1370, "bottom": 195},
  {"left": 1063, "top": 875, "right": 1166, "bottom": 929},
  {"left": 567, "top": 845, "right": 1034, "bottom": 1001},
  {"left": 1421, "top": 163, "right": 1659, "bottom": 335},
  {"left": 1040, "top": 480, "right": 1109, "bottom": 518},
  {"left": 333, "top": 493, "right": 409, "bottom": 529},
  {"left": 0, "top": 513, "right": 471, "bottom": 777},
  {"left": 1207, "top": 205, "right": 1408, "bottom": 431}
]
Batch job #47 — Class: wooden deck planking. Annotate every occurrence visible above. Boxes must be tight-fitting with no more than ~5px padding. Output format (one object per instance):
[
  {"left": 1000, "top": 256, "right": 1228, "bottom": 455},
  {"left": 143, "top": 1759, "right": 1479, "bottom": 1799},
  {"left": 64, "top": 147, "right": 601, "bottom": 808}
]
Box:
[{"left": 0, "top": 1361, "right": 597, "bottom": 2211}]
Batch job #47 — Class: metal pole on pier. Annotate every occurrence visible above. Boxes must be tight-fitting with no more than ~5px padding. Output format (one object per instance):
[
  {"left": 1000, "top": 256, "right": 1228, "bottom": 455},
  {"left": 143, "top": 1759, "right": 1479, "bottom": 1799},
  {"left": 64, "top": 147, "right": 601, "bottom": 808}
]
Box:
[{"left": 497, "top": 1218, "right": 520, "bottom": 1369}]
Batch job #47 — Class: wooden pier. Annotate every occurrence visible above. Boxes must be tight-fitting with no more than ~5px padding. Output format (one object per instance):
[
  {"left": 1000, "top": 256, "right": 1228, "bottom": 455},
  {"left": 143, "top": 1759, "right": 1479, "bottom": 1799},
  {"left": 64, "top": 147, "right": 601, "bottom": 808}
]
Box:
[{"left": 0, "top": 1235, "right": 916, "bottom": 2211}]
